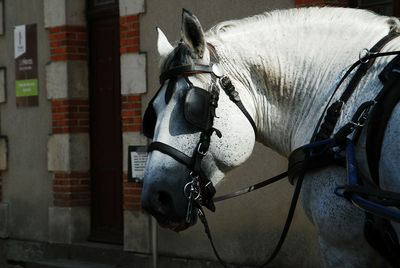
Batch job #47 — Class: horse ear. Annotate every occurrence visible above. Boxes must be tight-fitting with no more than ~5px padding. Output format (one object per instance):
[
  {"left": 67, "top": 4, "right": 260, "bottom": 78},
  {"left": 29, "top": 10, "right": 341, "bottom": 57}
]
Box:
[
  {"left": 181, "top": 9, "right": 205, "bottom": 58},
  {"left": 157, "top": 27, "right": 173, "bottom": 59}
]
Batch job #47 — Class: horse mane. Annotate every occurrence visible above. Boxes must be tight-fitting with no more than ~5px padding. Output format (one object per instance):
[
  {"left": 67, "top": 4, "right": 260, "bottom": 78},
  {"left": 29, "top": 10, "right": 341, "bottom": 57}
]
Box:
[
  {"left": 202, "top": 7, "right": 400, "bottom": 154},
  {"left": 206, "top": 7, "right": 400, "bottom": 39},
  {"left": 161, "top": 8, "right": 400, "bottom": 76}
]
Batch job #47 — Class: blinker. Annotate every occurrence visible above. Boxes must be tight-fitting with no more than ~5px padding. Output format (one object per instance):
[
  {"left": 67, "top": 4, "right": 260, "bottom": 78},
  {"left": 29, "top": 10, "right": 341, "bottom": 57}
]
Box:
[
  {"left": 184, "top": 87, "right": 212, "bottom": 131},
  {"left": 142, "top": 80, "right": 214, "bottom": 139}
]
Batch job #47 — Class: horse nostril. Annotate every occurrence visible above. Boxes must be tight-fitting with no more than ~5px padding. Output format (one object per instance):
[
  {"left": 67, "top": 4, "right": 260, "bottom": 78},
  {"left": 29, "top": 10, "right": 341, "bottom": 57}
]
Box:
[
  {"left": 155, "top": 191, "right": 174, "bottom": 214},
  {"left": 157, "top": 191, "right": 170, "bottom": 204}
]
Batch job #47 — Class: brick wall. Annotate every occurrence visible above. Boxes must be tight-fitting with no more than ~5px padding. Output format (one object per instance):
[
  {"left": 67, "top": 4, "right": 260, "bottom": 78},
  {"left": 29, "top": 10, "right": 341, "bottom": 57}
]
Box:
[
  {"left": 51, "top": 99, "right": 89, "bottom": 134},
  {"left": 120, "top": 14, "right": 143, "bottom": 212},
  {"left": 121, "top": 95, "right": 142, "bottom": 132},
  {"left": 53, "top": 172, "right": 91, "bottom": 207},
  {"left": 49, "top": 26, "right": 88, "bottom": 61},
  {"left": 47, "top": 24, "right": 90, "bottom": 208},
  {"left": 123, "top": 174, "right": 142, "bottom": 210},
  {"left": 295, "top": 0, "right": 348, "bottom": 7},
  {"left": 120, "top": 15, "right": 140, "bottom": 54}
]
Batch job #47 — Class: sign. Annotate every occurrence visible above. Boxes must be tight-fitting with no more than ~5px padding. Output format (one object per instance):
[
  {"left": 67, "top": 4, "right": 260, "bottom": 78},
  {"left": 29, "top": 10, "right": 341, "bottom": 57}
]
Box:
[
  {"left": 128, "top": 145, "right": 148, "bottom": 183},
  {"left": 14, "top": 24, "right": 38, "bottom": 107}
]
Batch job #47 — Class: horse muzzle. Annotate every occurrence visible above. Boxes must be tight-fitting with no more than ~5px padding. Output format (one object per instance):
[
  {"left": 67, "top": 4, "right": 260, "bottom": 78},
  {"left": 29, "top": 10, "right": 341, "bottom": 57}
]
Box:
[{"left": 141, "top": 182, "right": 198, "bottom": 231}]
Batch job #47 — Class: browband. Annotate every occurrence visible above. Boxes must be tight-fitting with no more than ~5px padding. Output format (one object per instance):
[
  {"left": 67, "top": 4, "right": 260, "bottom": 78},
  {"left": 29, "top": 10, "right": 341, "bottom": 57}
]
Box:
[{"left": 160, "top": 64, "right": 214, "bottom": 83}]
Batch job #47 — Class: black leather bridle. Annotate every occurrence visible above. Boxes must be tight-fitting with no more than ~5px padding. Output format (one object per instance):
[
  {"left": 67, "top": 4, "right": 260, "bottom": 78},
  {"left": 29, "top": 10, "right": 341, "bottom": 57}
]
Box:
[{"left": 143, "top": 55, "right": 257, "bottom": 224}]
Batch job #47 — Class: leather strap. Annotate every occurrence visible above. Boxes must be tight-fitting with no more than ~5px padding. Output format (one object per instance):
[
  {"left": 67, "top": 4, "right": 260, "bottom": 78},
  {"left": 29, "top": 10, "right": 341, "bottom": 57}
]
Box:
[
  {"left": 148, "top": 142, "right": 192, "bottom": 167},
  {"left": 213, "top": 171, "right": 287, "bottom": 202},
  {"left": 160, "top": 64, "right": 214, "bottom": 83},
  {"left": 260, "top": 173, "right": 305, "bottom": 267}
]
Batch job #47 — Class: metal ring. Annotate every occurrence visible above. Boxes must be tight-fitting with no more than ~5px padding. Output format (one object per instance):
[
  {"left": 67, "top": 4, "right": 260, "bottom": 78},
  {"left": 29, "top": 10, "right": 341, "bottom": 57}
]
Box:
[
  {"left": 184, "top": 180, "right": 201, "bottom": 201},
  {"left": 183, "top": 182, "right": 193, "bottom": 199},
  {"left": 193, "top": 190, "right": 201, "bottom": 201}
]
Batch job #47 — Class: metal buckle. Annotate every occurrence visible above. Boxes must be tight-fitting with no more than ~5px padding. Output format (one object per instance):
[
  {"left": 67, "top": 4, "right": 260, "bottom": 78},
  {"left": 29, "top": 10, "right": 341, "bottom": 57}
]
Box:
[
  {"left": 197, "top": 143, "right": 207, "bottom": 156},
  {"left": 349, "top": 121, "right": 364, "bottom": 128},
  {"left": 351, "top": 100, "right": 376, "bottom": 128},
  {"left": 359, "top": 48, "right": 377, "bottom": 64}
]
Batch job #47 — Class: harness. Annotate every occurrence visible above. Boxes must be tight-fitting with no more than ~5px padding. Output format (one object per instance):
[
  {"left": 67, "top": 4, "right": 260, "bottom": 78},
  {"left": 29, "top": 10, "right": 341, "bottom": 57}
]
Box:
[
  {"left": 143, "top": 33, "right": 400, "bottom": 267},
  {"left": 288, "top": 32, "right": 400, "bottom": 268}
]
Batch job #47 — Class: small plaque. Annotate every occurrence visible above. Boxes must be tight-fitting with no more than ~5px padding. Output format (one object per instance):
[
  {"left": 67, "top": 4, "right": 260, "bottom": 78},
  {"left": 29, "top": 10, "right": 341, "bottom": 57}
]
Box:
[{"left": 128, "top": 145, "right": 148, "bottom": 183}]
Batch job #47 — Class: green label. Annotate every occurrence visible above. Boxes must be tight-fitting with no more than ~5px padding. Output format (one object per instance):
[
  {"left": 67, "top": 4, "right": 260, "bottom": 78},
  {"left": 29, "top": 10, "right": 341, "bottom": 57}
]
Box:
[{"left": 16, "top": 79, "right": 38, "bottom": 97}]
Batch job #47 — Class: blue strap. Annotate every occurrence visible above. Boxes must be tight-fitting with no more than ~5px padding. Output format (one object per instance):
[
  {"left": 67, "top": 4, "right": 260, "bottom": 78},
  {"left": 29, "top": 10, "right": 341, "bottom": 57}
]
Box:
[{"left": 344, "top": 139, "right": 400, "bottom": 222}]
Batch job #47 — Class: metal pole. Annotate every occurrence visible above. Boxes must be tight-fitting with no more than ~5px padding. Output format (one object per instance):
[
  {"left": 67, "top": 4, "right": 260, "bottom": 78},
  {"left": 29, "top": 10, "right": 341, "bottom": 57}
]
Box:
[{"left": 151, "top": 216, "right": 158, "bottom": 268}]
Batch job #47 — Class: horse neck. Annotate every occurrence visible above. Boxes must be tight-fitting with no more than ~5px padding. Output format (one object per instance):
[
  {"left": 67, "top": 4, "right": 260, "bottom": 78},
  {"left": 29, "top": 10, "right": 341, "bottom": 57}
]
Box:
[{"left": 207, "top": 9, "right": 399, "bottom": 156}]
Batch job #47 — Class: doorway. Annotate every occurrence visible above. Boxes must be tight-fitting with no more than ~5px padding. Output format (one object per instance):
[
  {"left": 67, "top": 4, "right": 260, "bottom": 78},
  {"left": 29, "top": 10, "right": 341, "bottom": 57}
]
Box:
[
  {"left": 87, "top": 0, "right": 123, "bottom": 244},
  {"left": 353, "top": 0, "right": 396, "bottom": 16}
]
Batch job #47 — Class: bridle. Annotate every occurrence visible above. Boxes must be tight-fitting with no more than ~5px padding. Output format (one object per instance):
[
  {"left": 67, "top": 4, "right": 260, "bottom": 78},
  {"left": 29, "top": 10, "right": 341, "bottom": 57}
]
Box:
[{"left": 143, "top": 46, "right": 257, "bottom": 224}]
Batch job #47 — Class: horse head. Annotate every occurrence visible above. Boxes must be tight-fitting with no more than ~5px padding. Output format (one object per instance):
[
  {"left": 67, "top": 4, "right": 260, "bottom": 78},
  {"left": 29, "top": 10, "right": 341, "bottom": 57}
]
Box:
[{"left": 141, "top": 9, "right": 256, "bottom": 231}]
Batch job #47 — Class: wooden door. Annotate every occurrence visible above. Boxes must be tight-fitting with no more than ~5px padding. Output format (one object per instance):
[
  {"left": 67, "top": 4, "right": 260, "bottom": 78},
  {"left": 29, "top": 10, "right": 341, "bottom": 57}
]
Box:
[
  {"left": 394, "top": 1, "right": 400, "bottom": 16},
  {"left": 87, "top": 0, "right": 123, "bottom": 244}
]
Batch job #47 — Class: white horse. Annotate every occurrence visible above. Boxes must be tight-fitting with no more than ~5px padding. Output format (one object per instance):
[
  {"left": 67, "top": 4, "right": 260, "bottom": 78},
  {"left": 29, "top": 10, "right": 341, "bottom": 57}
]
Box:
[{"left": 141, "top": 7, "right": 400, "bottom": 267}]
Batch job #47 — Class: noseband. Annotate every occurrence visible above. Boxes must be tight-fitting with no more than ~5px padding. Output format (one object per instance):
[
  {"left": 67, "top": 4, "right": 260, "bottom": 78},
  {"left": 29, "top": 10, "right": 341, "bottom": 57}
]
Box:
[{"left": 145, "top": 55, "right": 257, "bottom": 223}]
